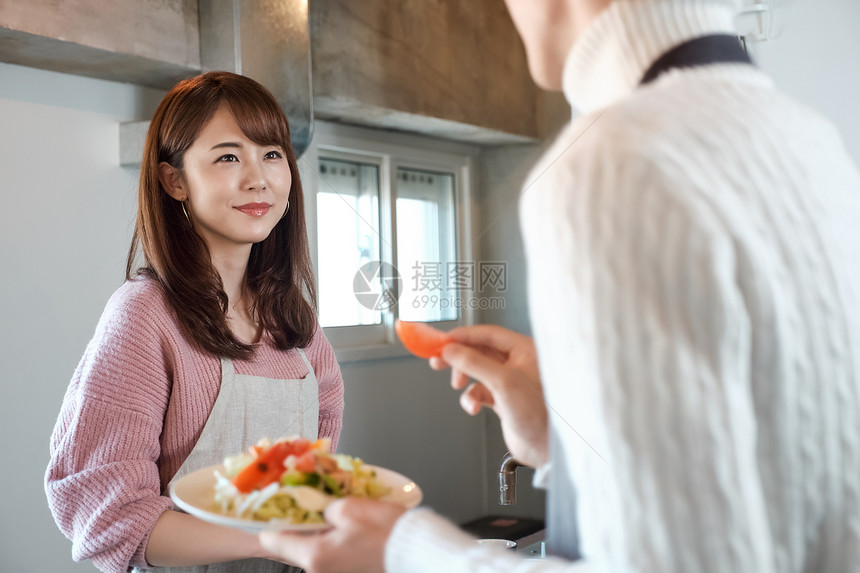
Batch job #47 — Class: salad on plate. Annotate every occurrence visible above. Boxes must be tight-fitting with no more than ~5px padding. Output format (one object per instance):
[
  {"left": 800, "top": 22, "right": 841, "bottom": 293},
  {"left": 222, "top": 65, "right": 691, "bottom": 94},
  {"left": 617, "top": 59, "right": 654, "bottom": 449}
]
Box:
[{"left": 212, "top": 437, "right": 391, "bottom": 525}]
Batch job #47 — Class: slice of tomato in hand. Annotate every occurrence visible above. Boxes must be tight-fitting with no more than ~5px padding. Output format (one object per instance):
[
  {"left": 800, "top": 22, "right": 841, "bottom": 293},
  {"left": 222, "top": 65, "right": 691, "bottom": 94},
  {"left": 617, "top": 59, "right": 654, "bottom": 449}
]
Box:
[
  {"left": 395, "top": 319, "right": 451, "bottom": 359},
  {"left": 232, "top": 441, "right": 293, "bottom": 493}
]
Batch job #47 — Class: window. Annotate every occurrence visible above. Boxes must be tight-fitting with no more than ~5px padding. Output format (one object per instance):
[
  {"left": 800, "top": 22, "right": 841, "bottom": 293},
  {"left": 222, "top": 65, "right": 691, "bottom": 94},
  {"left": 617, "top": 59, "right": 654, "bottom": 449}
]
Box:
[
  {"left": 395, "top": 168, "right": 457, "bottom": 323},
  {"left": 302, "top": 122, "right": 475, "bottom": 361},
  {"left": 317, "top": 157, "right": 382, "bottom": 328}
]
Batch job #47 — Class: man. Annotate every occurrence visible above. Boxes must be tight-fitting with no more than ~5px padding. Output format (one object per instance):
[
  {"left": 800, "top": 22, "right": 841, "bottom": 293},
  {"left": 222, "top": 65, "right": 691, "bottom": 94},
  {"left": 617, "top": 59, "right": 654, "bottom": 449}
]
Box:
[{"left": 262, "top": 0, "right": 860, "bottom": 571}]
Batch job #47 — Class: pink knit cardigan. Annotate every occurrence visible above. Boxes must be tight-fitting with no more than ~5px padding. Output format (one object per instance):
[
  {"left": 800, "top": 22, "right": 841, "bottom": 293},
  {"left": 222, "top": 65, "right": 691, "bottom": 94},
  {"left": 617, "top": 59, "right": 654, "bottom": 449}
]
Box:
[{"left": 45, "top": 277, "right": 345, "bottom": 572}]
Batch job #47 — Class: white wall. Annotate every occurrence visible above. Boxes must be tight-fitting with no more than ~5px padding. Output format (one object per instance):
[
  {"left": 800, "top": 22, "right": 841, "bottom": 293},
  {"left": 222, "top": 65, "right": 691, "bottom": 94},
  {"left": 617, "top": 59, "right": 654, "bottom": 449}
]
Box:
[
  {"left": 751, "top": 0, "right": 860, "bottom": 163},
  {"left": 0, "top": 62, "right": 164, "bottom": 572}
]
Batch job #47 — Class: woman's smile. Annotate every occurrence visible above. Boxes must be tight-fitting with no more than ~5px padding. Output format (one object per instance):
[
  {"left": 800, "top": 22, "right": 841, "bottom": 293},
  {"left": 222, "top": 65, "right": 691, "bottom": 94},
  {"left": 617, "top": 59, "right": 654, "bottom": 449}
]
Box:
[{"left": 234, "top": 202, "right": 272, "bottom": 217}]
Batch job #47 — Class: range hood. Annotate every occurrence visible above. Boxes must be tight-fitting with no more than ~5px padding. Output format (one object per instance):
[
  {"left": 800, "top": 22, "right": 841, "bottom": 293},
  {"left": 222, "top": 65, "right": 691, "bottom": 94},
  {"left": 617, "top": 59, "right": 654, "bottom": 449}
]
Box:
[{"left": 199, "top": 0, "right": 313, "bottom": 156}]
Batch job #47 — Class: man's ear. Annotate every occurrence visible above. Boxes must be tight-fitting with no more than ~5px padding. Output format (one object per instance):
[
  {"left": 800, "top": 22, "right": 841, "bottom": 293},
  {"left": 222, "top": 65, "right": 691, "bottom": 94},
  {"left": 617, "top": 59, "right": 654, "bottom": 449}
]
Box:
[{"left": 158, "top": 162, "right": 186, "bottom": 200}]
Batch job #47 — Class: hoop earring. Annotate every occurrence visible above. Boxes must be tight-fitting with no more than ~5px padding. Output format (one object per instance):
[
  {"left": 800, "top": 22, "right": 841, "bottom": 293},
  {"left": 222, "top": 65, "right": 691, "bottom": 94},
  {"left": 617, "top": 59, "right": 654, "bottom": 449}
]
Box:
[
  {"left": 181, "top": 200, "right": 191, "bottom": 225},
  {"left": 280, "top": 200, "right": 290, "bottom": 220}
]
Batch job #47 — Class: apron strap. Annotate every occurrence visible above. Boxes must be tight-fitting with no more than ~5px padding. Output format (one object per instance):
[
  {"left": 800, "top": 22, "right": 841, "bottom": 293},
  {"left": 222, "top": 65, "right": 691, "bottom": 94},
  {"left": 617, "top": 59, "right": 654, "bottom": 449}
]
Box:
[
  {"left": 220, "top": 352, "right": 312, "bottom": 379},
  {"left": 219, "top": 356, "right": 235, "bottom": 378},
  {"left": 640, "top": 34, "right": 753, "bottom": 86},
  {"left": 294, "top": 347, "right": 313, "bottom": 372}
]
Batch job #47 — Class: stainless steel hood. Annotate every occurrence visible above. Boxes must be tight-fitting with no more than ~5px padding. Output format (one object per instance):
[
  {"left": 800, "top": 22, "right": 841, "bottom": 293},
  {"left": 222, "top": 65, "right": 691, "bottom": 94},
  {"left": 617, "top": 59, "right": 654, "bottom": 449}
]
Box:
[{"left": 199, "top": 0, "right": 313, "bottom": 156}]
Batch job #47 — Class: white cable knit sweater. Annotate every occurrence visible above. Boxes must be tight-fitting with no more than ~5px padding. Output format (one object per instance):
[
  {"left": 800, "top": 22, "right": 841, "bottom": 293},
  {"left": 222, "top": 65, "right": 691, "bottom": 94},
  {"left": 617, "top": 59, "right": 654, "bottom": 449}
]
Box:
[{"left": 385, "top": 1, "right": 860, "bottom": 572}]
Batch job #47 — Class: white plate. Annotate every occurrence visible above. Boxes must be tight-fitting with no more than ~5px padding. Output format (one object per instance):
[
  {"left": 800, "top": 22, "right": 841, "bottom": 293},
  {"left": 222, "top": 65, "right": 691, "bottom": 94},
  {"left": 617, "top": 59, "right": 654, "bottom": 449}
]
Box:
[{"left": 170, "top": 463, "right": 423, "bottom": 532}]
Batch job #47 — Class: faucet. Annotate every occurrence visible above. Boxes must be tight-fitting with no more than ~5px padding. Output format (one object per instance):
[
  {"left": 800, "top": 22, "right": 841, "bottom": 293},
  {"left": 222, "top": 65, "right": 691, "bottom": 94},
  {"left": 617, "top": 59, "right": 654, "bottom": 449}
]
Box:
[{"left": 499, "top": 451, "right": 522, "bottom": 505}]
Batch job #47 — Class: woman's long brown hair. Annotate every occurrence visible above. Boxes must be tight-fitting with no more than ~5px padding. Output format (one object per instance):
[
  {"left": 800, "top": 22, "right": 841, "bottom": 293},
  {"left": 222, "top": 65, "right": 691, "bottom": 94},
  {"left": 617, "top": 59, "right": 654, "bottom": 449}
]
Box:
[{"left": 127, "top": 71, "right": 317, "bottom": 359}]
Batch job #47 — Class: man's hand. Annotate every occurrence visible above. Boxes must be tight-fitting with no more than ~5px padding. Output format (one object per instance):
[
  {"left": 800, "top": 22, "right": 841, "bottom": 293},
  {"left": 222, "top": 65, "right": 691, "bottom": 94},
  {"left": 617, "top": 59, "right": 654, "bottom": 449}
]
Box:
[
  {"left": 259, "top": 498, "right": 406, "bottom": 572},
  {"left": 430, "top": 325, "right": 548, "bottom": 469}
]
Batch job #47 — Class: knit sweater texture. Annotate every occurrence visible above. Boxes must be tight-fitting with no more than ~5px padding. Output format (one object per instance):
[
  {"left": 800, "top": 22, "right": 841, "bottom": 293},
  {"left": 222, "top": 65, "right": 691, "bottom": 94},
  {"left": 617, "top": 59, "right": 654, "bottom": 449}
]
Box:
[
  {"left": 45, "top": 277, "right": 345, "bottom": 572},
  {"left": 385, "top": 0, "right": 860, "bottom": 571}
]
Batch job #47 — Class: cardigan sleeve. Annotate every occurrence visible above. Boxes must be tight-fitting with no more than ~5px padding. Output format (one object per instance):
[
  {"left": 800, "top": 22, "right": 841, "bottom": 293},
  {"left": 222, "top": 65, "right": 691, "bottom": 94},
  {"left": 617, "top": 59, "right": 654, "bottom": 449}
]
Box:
[
  {"left": 45, "top": 280, "right": 176, "bottom": 573},
  {"left": 304, "top": 324, "right": 345, "bottom": 452}
]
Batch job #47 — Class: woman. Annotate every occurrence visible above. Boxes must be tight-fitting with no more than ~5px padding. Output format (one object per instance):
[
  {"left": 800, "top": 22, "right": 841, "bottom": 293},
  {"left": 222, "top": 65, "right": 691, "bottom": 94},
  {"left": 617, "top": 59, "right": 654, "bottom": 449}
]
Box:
[
  {"left": 261, "top": 0, "right": 860, "bottom": 571},
  {"left": 46, "top": 71, "right": 344, "bottom": 572}
]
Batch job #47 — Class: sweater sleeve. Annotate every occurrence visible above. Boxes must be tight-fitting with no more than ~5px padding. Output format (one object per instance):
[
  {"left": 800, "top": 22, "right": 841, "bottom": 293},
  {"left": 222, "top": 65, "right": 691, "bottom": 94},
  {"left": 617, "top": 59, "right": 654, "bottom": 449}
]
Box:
[
  {"left": 304, "top": 324, "right": 345, "bottom": 451},
  {"left": 386, "top": 509, "right": 592, "bottom": 573},
  {"left": 45, "top": 281, "right": 175, "bottom": 573}
]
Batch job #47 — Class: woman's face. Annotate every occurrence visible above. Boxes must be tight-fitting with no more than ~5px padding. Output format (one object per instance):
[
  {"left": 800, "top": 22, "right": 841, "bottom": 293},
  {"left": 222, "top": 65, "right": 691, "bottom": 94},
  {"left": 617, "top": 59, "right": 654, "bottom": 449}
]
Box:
[{"left": 163, "top": 105, "right": 292, "bottom": 256}]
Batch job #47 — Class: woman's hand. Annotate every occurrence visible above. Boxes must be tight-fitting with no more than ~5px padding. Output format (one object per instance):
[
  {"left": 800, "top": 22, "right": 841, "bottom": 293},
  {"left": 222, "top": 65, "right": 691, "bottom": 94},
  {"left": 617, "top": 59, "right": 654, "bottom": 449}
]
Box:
[
  {"left": 430, "top": 325, "right": 548, "bottom": 469},
  {"left": 258, "top": 498, "right": 406, "bottom": 572}
]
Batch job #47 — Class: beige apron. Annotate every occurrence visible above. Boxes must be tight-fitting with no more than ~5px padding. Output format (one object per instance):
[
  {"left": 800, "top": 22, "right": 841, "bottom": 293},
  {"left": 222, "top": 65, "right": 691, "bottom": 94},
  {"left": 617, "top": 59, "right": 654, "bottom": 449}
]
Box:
[{"left": 138, "top": 349, "right": 319, "bottom": 573}]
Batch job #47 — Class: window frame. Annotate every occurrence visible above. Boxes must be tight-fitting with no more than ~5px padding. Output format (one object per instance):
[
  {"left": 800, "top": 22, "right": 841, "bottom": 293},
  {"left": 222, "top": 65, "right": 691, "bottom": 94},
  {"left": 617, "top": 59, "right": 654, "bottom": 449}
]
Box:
[{"left": 301, "top": 121, "right": 478, "bottom": 363}]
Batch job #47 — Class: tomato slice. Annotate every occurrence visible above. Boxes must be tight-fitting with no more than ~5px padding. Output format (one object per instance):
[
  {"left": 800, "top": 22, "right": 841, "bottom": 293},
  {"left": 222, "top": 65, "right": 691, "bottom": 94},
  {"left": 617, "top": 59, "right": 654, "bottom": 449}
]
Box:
[
  {"left": 294, "top": 451, "right": 317, "bottom": 473},
  {"left": 291, "top": 438, "right": 311, "bottom": 456},
  {"left": 395, "top": 319, "right": 451, "bottom": 359},
  {"left": 232, "top": 441, "right": 293, "bottom": 493}
]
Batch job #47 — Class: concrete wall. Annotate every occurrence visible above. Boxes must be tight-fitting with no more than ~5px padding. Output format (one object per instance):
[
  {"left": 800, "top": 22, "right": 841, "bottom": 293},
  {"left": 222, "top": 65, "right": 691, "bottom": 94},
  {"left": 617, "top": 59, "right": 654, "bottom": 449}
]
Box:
[
  {"left": 0, "top": 0, "right": 199, "bottom": 88},
  {"left": 310, "top": 0, "right": 553, "bottom": 143},
  {"left": 0, "top": 62, "right": 165, "bottom": 573}
]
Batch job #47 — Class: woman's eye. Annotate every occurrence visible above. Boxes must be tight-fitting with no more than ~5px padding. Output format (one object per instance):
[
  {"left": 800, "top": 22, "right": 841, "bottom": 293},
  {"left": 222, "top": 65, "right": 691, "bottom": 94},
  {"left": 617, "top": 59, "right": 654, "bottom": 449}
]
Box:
[
  {"left": 217, "top": 154, "right": 239, "bottom": 163},
  {"left": 265, "top": 150, "right": 284, "bottom": 160}
]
